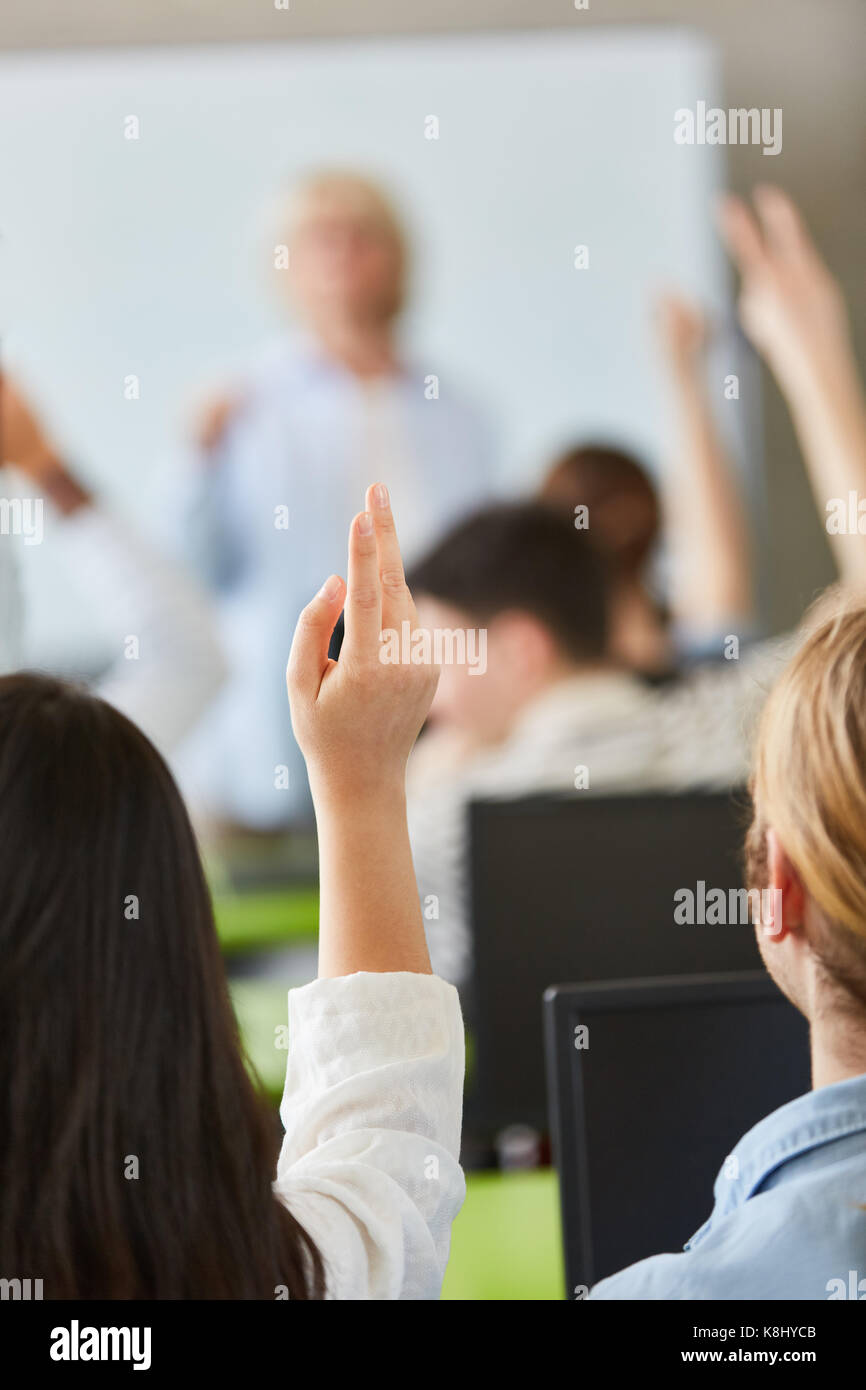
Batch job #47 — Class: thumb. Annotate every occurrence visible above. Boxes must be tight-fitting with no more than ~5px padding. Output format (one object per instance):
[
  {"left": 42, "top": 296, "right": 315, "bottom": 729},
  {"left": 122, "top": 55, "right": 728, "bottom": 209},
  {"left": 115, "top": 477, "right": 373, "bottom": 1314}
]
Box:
[{"left": 287, "top": 574, "right": 346, "bottom": 702}]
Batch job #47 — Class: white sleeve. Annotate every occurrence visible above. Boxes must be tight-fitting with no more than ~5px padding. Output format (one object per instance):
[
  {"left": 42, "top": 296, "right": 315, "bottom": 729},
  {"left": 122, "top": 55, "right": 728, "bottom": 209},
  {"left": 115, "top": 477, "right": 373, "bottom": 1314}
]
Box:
[
  {"left": 57, "top": 502, "right": 227, "bottom": 754},
  {"left": 274, "top": 971, "right": 466, "bottom": 1301}
]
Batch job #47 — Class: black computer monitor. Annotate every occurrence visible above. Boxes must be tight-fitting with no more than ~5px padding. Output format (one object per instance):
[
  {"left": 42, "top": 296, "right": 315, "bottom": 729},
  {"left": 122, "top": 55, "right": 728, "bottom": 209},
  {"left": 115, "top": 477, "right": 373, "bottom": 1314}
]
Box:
[
  {"left": 543, "top": 973, "right": 811, "bottom": 1298},
  {"left": 466, "top": 790, "right": 758, "bottom": 1143}
]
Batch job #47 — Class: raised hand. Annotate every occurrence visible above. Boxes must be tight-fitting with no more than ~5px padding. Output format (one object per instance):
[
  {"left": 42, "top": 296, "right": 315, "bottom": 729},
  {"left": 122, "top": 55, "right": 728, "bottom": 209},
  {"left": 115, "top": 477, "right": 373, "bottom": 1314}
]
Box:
[
  {"left": 718, "top": 185, "right": 848, "bottom": 380},
  {"left": 287, "top": 481, "right": 439, "bottom": 811},
  {"left": 720, "top": 185, "right": 866, "bottom": 591}
]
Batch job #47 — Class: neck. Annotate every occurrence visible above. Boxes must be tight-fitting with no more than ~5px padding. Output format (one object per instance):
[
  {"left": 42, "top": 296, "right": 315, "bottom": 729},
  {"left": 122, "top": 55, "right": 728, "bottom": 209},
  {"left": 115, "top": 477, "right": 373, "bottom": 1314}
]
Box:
[
  {"left": 312, "top": 315, "right": 398, "bottom": 379},
  {"left": 807, "top": 975, "right": 866, "bottom": 1089},
  {"left": 810, "top": 1022, "right": 866, "bottom": 1090}
]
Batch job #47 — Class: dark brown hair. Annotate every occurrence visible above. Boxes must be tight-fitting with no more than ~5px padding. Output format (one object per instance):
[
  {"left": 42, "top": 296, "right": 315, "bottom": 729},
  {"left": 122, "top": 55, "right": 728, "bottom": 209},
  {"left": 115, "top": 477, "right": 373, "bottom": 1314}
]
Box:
[
  {"left": 0, "top": 673, "right": 324, "bottom": 1299},
  {"left": 539, "top": 443, "right": 661, "bottom": 579},
  {"left": 408, "top": 501, "right": 608, "bottom": 663}
]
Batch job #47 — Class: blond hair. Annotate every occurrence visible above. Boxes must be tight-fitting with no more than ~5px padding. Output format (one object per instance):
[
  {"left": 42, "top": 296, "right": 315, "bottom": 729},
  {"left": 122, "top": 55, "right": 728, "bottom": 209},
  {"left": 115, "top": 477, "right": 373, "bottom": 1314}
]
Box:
[
  {"left": 282, "top": 169, "right": 409, "bottom": 319},
  {"left": 754, "top": 593, "right": 866, "bottom": 960}
]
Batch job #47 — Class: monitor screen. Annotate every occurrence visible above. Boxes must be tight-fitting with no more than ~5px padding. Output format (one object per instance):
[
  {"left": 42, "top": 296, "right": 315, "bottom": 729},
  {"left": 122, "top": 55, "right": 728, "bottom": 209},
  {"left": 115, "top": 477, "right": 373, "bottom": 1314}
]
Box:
[
  {"left": 545, "top": 975, "right": 811, "bottom": 1294},
  {"left": 468, "top": 791, "right": 759, "bottom": 1142}
]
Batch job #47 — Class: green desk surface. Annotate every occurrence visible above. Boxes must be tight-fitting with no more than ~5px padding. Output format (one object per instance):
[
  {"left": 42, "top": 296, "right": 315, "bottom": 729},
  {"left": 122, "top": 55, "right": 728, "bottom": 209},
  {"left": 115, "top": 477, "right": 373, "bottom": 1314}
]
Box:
[
  {"left": 215, "top": 888, "right": 319, "bottom": 954},
  {"left": 443, "top": 1168, "right": 563, "bottom": 1301}
]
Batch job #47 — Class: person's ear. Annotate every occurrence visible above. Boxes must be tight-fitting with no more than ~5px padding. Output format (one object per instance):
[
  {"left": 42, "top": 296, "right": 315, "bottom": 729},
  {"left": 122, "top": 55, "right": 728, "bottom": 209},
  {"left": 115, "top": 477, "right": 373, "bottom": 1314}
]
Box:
[{"left": 762, "top": 828, "right": 806, "bottom": 941}]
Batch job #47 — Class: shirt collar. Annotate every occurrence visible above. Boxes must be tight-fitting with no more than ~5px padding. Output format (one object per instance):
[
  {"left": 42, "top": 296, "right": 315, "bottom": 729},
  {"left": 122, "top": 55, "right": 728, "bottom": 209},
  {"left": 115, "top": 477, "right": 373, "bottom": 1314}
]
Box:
[{"left": 687, "top": 1070, "right": 866, "bottom": 1248}]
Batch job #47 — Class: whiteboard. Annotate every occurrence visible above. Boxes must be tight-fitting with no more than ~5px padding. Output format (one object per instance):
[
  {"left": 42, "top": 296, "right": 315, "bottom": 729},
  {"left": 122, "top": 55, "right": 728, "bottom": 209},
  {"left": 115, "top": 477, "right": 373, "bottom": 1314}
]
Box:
[{"left": 0, "top": 28, "right": 749, "bottom": 661}]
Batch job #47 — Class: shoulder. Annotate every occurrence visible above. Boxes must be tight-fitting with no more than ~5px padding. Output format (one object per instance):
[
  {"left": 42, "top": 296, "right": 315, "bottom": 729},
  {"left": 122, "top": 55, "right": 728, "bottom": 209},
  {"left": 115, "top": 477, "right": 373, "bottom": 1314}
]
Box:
[{"left": 588, "top": 1250, "right": 695, "bottom": 1301}]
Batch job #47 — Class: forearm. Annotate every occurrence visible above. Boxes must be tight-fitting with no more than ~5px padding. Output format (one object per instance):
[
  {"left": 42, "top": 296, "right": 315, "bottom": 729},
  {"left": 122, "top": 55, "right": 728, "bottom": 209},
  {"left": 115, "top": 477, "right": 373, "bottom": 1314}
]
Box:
[
  {"left": 664, "top": 361, "right": 753, "bottom": 628},
  {"left": 769, "top": 331, "right": 866, "bottom": 584},
  {"left": 312, "top": 781, "right": 433, "bottom": 979},
  {"left": 18, "top": 447, "right": 92, "bottom": 516}
]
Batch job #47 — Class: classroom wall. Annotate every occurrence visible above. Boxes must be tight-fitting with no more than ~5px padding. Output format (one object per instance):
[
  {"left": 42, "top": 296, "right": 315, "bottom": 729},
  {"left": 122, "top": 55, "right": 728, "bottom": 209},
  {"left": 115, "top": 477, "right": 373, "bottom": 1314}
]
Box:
[{"left": 2, "top": 0, "right": 864, "bottom": 632}]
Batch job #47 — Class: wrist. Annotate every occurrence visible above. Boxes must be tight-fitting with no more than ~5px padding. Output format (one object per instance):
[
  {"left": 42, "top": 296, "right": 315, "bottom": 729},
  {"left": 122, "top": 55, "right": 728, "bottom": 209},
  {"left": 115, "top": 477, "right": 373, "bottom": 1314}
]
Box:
[
  {"left": 27, "top": 451, "right": 91, "bottom": 515},
  {"left": 772, "top": 333, "right": 859, "bottom": 410},
  {"left": 309, "top": 767, "right": 407, "bottom": 822},
  {"left": 763, "top": 313, "right": 853, "bottom": 391}
]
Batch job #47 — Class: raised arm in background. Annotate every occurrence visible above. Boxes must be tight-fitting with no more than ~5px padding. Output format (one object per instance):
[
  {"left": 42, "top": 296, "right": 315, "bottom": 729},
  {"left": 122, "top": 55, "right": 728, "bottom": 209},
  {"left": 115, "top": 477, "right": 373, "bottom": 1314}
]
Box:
[
  {"left": 719, "top": 184, "right": 866, "bottom": 590},
  {"left": 657, "top": 292, "right": 754, "bottom": 638},
  {"left": 0, "top": 374, "right": 226, "bottom": 752}
]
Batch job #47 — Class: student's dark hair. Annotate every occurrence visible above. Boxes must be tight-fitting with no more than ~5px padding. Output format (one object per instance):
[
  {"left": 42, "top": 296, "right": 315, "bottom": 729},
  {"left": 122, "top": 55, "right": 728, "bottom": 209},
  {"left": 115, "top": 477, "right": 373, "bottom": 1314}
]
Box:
[
  {"left": 539, "top": 442, "right": 660, "bottom": 578},
  {"left": 0, "top": 673, "right": 324, "bottom": 1299},
  {"left": 407, "top": 501, "right": 608, "bottom": 661}
]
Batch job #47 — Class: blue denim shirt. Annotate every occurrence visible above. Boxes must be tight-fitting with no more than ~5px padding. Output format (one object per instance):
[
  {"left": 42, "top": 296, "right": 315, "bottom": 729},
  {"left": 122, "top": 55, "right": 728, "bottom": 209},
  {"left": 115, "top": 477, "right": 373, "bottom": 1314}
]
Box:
[{"left": 590, "top": 1072, "right": 866, "bottom": 1300}]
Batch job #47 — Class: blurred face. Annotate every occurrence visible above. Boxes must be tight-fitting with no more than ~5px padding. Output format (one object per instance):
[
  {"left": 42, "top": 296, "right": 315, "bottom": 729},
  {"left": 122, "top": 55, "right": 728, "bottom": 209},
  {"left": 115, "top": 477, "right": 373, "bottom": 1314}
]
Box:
[
  {"left": 415, "top": 596, "right": 559, "bottom": 748},
  {"left": 287, "top": 193, "right": 402, "bottom": 327}
]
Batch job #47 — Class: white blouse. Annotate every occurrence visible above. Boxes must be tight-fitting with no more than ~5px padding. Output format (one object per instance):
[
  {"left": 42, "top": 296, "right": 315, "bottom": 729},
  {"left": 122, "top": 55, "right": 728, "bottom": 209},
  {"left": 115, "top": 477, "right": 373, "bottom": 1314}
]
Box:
[{"left": 274, "top": 971, "right": 466, "bottom": 1300}]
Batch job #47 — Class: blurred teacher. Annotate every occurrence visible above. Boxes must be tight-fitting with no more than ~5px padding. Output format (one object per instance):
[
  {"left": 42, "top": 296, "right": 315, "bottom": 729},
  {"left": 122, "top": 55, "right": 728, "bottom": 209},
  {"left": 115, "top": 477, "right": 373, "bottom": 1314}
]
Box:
[{"left": 178, "top": 169, "right": 496, "bottom": 831}]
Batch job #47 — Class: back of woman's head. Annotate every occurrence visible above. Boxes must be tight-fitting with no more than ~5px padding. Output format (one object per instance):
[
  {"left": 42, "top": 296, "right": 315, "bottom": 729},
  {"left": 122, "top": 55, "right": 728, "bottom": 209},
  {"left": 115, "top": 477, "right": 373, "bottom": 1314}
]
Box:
[
  {"left": 751, "top": 598, "right": 866, "bottom": 1008},
  {"left": 539, "top": 443, "right": 660, "bottom": 580},
  {"left": 0, "top": 673, "right": 322, "bottom": 1298}
]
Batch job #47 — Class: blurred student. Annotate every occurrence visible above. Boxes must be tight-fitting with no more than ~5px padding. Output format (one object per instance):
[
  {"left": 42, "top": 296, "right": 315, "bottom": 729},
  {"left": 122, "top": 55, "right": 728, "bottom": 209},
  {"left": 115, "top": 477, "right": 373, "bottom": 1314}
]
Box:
[
  {"left": 407, "top": 186, "right": 866, "bottom": 984},
  {"left": 0, "top": 377, "right": 225, "bottom": 753},
  {"left": 406, "top": 503, "right": 783, "bottom": 983},
  {"left": 539, "top": 293, "right": 753, "bottom": 679},
  {"left": 592, "top": 597, "right": 866, "bottom": 1299},
  {"left": 179, "top": 170, "right": 495, "bottom": 830},
  {"left": 0, "top": 485, "right": 464, "bottom": 1300}
]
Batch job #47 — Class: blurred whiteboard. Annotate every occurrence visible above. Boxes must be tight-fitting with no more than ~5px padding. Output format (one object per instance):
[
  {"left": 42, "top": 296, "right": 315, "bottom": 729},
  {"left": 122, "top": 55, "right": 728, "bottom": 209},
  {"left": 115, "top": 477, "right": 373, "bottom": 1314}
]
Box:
[{"left": 0, "top": 27, "right": 749, "bottom": 660}]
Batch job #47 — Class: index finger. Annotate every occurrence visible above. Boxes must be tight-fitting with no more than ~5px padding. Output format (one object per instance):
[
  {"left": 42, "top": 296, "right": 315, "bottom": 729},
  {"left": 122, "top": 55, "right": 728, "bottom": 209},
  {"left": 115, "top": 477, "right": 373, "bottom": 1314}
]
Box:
[{"left": 342, "top": 509, "right": 382, "bottom": 663}]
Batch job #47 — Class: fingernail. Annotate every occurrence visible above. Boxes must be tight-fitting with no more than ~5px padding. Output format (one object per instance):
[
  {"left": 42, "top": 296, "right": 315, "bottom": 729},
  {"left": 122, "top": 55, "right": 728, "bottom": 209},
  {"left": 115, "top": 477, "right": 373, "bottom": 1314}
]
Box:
[
  {"left": 373, "top": 482, "right": 389, "bottom": 509},
  {"left": 357, "top": 511, "right": 373, "bottom": 535},
  {"left": 318, "top": 574, "right": 342, "bottom": 600}
]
